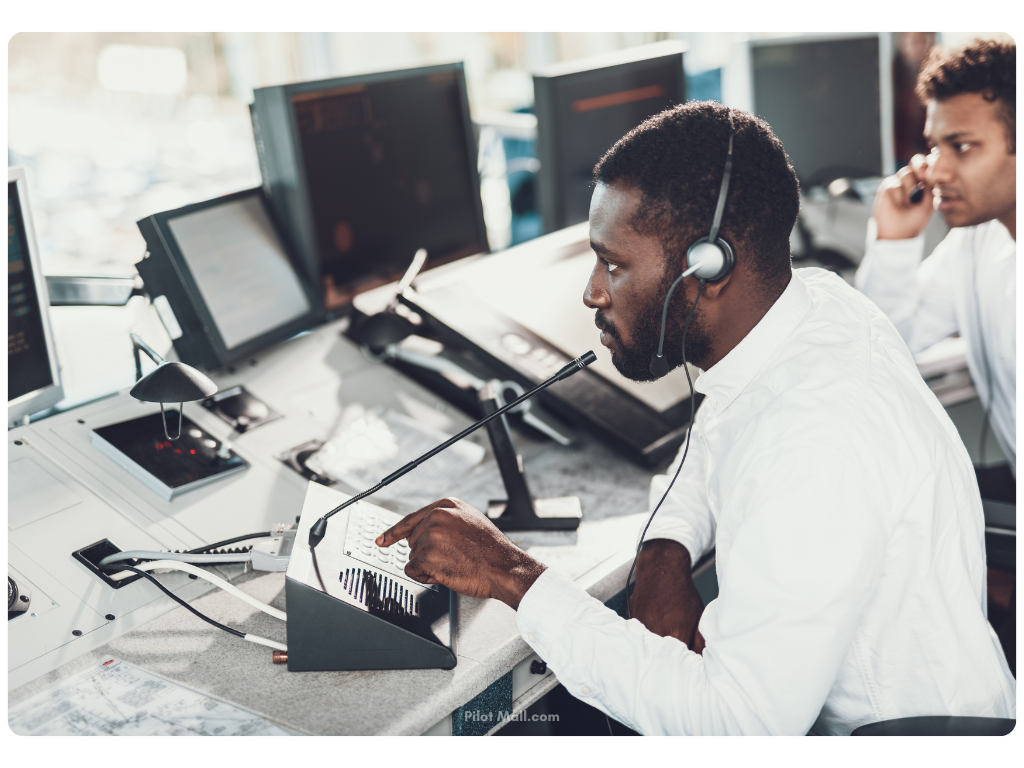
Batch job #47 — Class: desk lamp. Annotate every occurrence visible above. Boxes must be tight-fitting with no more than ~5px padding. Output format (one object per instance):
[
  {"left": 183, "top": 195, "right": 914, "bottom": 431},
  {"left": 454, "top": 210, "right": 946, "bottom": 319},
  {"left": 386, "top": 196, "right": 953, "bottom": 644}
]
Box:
[{"left": 129, "top": 333, "right": 217, "bottom": 440}]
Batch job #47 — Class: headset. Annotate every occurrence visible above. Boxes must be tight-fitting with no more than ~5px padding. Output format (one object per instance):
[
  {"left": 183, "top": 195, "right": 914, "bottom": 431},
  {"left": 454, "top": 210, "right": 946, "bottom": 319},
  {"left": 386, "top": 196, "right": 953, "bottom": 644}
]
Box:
[
  {"left": 649, "top": 113, "right": 737, "bottom": 379},
  {"left": 626, "top": 111, "right": 737, "bottom": 621}
]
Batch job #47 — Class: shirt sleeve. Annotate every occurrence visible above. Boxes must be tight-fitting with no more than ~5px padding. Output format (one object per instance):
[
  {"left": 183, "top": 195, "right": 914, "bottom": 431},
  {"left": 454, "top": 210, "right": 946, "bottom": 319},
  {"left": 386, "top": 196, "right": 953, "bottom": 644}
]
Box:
[
  {"left": 854, "top": 218, "right": 959, "bottom": 354},
  {"left": 639, "top": 409, "right": 715, "bottom": 562},
  {"left": 516, "top": 428, "right": 887, "bottom": 735}
]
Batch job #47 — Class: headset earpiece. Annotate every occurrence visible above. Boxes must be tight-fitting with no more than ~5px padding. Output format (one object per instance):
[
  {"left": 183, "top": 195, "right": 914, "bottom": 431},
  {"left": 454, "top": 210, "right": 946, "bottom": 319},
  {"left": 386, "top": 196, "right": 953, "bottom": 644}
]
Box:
[{"left": 686, "top": 237, "right": 735, "bottom": 284}]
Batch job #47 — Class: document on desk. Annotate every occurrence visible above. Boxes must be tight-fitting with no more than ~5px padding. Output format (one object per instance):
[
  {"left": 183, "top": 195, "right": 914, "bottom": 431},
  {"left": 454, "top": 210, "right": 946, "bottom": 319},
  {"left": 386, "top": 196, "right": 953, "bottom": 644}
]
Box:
[
  {"left": 305, "top": 406, "right": 486, "bottom": 509},
  {"left": 8, "top": 658, "right": 289, "bottom": 736}
]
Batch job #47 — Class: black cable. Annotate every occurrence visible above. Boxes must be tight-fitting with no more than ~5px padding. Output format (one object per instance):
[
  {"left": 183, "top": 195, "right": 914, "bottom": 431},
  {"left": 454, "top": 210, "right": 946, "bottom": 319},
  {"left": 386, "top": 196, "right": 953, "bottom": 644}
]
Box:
[
  {"left": 186, "top": 531, "right": 272, "bottom": 554},
  {"left": 626, "top": 280, "right": 705, "bottom": 621},
  {"left": 101, "top": 563, "right": 245, "bottom": 639},
  {"left": 605, "top": 713, "right": 615, "bottom": 736},
  {"left": 310, "top": 547, "right": 329, "bottom": 594}
]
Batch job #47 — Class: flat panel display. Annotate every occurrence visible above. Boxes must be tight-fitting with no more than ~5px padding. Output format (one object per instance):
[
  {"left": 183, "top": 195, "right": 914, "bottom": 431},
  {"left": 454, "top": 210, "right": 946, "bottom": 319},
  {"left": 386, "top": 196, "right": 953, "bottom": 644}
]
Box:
[
  {"left": 166, "top": 195, "right": 312, "bottom": 351},
  {"left": 751, "top": 36, "right": 883, "bottom": 185},
  {"left": 8, "top": 181, "right": 54, "bottom": 403},
  {"left": 288, "top": 67, "right": 486, "bottom": 310},
  {"left": 534, "top": 45, "right": 686, "bottom": 233}
]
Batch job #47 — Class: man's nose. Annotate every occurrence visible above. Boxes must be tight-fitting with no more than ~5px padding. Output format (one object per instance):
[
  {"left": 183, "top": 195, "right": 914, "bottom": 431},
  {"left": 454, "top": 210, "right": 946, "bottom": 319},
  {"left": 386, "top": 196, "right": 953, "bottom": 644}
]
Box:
[
  {"left": 926, "top": 149, "right": 954, "bottom": 185},
  {"left": 584, "top": 270, "right": 610, "bottom": 310}
]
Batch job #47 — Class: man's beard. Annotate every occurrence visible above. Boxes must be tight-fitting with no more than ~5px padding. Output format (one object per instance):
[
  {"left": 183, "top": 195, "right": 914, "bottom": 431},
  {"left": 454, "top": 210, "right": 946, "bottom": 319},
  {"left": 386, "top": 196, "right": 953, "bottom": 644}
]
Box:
[{"left": 595, "top": 269, "right": 713, "bottom": 382}]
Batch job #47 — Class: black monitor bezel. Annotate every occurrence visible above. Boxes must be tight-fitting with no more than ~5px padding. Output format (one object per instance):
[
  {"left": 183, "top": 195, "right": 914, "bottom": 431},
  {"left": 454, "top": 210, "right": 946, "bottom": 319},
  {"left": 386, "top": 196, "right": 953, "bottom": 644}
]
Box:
[
  {"left": 146, "top": 186, "right": 321, "bottom": 369},
  {"left": 748, "top": 32, "right": 893, "bottom": 185},
  {"left": 275, "top": 62, "right": 489, "bottom": 314},
  {"left": 532, "top": 45, "right": 687, "bottom": 234},
  {"left": 8, "top": 169, "right": 64, "bottom": 425}
]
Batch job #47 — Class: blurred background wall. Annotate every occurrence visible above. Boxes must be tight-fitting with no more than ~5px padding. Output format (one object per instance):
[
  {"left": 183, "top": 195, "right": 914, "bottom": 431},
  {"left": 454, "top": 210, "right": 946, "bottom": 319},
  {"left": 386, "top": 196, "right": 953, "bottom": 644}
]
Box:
[{"left": 8, "top": 31, "right": 1013, "bottom": 279}]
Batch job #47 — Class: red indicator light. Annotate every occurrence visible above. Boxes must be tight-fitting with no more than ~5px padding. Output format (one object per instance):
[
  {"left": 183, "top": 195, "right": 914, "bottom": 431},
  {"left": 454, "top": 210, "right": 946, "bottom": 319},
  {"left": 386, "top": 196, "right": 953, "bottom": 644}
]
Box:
[{"left": 190, "top": 449, "right": 196, "bottom": 454}]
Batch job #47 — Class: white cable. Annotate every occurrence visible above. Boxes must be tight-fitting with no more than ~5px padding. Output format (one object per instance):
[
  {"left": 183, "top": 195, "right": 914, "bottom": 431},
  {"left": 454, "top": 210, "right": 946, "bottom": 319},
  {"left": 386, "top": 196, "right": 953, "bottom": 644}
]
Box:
[
  {"left": 98, "top": 550, "right": 251, "bottom": 567},
  {"left": 243, "top": 634, "right": 287, "bottom": 652},
  {"left": 136, "top": 560, "right": 287, "bottom": 622}
]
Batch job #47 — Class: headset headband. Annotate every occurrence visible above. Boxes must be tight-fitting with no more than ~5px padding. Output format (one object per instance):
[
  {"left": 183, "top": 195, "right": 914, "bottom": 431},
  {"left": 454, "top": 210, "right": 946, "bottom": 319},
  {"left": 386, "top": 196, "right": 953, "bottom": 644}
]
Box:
[{"left": 708, "top": 114, "right": 734, "bottom": 244}]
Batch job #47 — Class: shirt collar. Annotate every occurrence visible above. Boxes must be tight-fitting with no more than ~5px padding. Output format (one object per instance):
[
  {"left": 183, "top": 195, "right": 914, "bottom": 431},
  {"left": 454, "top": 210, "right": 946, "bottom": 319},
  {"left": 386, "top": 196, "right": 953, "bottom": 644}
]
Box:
[{"left": 694, "top": 271, "right": 812, "bottom": 411}]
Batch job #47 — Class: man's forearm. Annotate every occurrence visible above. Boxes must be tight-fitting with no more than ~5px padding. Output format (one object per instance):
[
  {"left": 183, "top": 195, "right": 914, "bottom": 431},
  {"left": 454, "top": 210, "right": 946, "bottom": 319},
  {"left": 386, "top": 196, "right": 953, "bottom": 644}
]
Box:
[{"left": 629, "top": 539, "right": 706, "bottom": 649}]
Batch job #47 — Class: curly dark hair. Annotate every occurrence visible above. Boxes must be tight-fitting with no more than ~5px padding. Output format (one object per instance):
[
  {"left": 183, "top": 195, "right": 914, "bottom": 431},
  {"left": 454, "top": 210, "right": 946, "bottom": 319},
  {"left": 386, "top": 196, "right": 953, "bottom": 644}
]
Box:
[
  {"left": 916, "top": 39, "right": 1015, "bottom": 152},
  {"left": 593, "top": 101, "right": 800, "bottom": 288}
]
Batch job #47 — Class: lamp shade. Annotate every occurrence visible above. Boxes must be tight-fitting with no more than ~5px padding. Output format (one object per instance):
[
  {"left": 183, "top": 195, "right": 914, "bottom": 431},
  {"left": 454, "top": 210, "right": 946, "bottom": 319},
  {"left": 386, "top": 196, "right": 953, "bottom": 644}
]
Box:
[{"left": 129, "top": 361, "right": 217, "bottom": 403}]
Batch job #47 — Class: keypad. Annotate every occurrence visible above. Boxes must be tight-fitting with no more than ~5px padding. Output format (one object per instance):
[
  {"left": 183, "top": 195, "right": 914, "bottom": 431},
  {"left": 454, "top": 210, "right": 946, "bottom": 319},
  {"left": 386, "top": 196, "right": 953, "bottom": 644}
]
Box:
[{"left": 342, "top": 505, "right": 434, "bottom": 589}]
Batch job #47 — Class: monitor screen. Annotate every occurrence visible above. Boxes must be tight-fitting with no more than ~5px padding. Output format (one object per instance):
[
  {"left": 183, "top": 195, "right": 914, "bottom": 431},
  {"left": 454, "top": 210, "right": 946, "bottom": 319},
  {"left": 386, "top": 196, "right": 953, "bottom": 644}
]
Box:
[
  {"left": 534, "top": 46, "right": 686, "bottom": 233},
  {"left": 751, "top": 36, "right": 884, "bottom": 185},
  {"left": 8, "top": 181, "right": 54, "bottom": 403},
  {"left": 166, "top": 195, "right": 313, "bottom": 351},
  {"left": 289, "top": 67, "right": 486, "bottom": 310}
]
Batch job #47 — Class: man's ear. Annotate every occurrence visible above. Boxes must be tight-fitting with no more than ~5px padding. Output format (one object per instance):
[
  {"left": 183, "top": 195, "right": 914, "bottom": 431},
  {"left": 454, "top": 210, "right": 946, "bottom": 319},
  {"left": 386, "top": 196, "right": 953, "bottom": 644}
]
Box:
[{"left": 699, "top": 270, "right": 733, "bottom": 300}]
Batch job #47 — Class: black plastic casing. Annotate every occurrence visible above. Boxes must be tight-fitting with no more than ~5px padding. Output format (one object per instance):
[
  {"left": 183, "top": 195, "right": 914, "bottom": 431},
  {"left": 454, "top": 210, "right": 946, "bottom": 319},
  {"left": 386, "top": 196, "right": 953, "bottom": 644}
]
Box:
[{"left": 135, "top": 188, "right": 320, "bottom": 372}]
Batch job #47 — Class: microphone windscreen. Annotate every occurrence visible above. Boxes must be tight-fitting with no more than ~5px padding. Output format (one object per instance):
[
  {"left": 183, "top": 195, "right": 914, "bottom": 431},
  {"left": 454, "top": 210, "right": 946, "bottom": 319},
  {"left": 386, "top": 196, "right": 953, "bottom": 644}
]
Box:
[
  {"left": 553, "top": 351, "right": 597, "bottom": 381},
  {"left": 649, "top": 354, "right": 669, "bottom": 379}
]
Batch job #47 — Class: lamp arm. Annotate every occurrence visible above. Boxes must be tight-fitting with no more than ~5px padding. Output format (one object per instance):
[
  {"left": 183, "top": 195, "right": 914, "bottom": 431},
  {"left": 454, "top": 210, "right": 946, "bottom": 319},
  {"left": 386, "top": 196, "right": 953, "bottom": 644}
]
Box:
[{"left": 130, "top": 333, "right": 166, "bottom": 382}]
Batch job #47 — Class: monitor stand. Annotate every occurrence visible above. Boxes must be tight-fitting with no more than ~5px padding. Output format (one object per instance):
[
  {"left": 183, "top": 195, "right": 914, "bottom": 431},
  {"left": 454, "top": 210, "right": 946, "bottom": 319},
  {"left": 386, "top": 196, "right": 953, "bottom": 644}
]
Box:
[{"left": 479, "top": 382, "right": 582, "bottom": 532}]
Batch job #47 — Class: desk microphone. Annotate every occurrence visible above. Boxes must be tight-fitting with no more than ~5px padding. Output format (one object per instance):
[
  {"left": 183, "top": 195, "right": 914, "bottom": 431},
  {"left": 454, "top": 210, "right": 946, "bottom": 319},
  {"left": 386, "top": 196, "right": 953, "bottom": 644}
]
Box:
[{"left": 307, "top": 351, "right": 597, "bottom": 550}]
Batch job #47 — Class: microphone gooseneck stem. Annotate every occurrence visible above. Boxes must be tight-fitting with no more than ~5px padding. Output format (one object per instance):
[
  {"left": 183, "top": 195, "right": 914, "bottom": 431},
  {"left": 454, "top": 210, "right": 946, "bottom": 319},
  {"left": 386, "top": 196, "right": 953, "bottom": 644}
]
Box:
[{"left": 308, "top": 351, "right": 597, "bottom": 549}]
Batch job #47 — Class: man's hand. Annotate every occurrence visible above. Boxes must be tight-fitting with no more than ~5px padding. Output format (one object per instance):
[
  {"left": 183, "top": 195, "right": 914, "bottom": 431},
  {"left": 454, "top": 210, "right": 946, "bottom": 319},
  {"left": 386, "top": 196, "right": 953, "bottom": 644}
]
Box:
[
  {"left": 376, "top": 497, "right": 546, "bottom": 609},
  {"left": 873, "top": 153, "right": 935, "bottom": 240},
  {"left": 629, "top": 539, "right": 707, "bottom": 654}
]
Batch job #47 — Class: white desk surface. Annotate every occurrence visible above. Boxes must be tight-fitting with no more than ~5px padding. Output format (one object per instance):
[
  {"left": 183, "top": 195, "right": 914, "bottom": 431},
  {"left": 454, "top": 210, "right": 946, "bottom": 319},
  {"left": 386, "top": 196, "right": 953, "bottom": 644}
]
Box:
[
  {"left": 8, "top": 518, "right": 644, "bottom": 735},
  {"left": 8, "top": 318, "right": 656, "bottom": 735}
]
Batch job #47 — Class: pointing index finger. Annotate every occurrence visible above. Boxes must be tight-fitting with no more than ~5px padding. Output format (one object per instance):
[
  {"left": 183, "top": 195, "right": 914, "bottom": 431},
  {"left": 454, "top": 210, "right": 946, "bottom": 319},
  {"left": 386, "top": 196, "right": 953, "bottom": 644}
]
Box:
[{"left": 376, "top": 501, "right": 441, "bottom": 547}]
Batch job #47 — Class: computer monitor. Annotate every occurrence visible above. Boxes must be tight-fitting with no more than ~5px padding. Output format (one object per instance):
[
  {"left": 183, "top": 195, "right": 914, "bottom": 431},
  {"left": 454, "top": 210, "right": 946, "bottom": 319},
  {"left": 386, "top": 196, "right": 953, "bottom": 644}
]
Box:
[
  {"left": 532, "top": 40, "right": 686, "bottom": 234},
  {"left": 749, "top": 33, "right": 895, "bottom": 187},
  {"left": 136, "top": 188, "right": 319, "bottom": 372},
  {"left": 251, "top": 63, "right": 488, "bottom": 315},
  {"left": 8, "top": 167, "right": 64, "bottom": 427}
]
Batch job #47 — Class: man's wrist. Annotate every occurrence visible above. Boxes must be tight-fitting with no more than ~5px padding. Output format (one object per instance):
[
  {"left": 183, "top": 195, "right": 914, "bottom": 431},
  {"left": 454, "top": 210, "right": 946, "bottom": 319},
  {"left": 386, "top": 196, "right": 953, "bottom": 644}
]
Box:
[{"left": 497, "top": 553, "right": 548, "bottom": 610}]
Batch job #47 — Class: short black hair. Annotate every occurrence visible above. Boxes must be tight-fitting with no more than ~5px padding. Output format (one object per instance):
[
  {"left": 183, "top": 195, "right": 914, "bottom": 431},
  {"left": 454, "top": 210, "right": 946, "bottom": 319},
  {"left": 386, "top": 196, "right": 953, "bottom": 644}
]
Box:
[
  {"left": 593, "top": 101, "right": 800, "bottom": 287},
  {"left": 917, "top": 39, "right": 1016, "bottom": 152}
]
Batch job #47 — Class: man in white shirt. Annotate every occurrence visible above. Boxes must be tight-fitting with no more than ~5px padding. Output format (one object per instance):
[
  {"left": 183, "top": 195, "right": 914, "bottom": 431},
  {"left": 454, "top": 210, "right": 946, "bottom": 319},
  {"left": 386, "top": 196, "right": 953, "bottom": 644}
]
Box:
[
  {"left": 855, "top": 40, "right": 1016, "bottom": 499},
  {"left": 377, "top": 102, "right": 1016, "bottom": 734}
]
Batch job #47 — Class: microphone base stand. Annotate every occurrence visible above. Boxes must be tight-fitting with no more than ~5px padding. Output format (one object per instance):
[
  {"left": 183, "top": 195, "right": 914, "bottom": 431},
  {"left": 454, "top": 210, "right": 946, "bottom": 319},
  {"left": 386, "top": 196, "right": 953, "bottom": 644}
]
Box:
[{"left": 479, "top": 382, "right": 581, "bottom": 533}]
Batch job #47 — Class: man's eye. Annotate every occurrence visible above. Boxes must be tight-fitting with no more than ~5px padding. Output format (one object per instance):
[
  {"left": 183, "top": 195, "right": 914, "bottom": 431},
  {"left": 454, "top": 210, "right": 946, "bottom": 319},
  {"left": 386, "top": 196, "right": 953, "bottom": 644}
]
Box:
[
  {"left": 600, "top": 258, "right": 619, "bottom": 274},
  {"left": 954, "top": 142, "right": 973, "bottom": 153}
]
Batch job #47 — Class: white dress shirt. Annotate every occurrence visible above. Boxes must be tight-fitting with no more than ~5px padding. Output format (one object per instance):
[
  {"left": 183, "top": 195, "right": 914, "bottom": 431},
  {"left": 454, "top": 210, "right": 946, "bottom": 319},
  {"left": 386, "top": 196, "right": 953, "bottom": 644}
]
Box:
[
  {"left": 855, "top": 219, "right": 1016, "bottom": 472},
  {"left": 516, "top": 268, "right": 1015, "bottom": 735}
]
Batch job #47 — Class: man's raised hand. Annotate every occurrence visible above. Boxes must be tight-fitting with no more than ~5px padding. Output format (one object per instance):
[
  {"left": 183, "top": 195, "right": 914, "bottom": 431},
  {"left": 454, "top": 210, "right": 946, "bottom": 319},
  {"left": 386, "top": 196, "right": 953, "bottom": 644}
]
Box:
[{"left": 873, "top": 153, "right": 935, "bottom": 240}]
